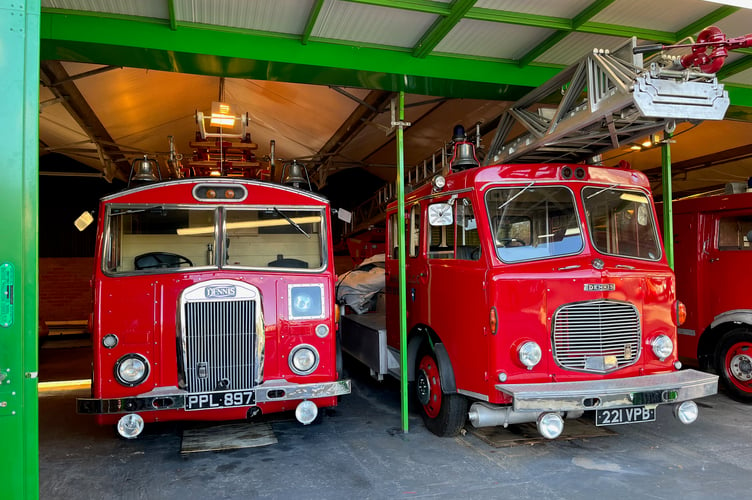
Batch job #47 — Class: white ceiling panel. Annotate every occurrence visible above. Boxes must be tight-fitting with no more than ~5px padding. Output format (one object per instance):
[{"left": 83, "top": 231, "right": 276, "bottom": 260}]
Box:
[
  {"left": 535, "top": 32, "right": 632, "bottom": 66},
  {"left": 704, "top": 8, "right": 752, "bottom": 40},
  {"left": 473, "top": 0, "right": 593, "bottom": 19},
  {"left": 175, "top": 0, "right": 314, "bottom": 33},
  {"left": 42, "top": 0, "right": 168, "bottom": 19},
  {"left": 312, "top": 0, "right": 438, "bottom": 48},
  {"left": 436, "top": 19, "right": 553, "bottom": 60},
  {"left": 592, "top": 0, "right": 717, "bottom": 32}
]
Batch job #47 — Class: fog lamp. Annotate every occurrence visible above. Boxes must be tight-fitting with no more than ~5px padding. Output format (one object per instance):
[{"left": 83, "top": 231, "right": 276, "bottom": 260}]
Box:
[
  {"left": 114, "top": 353, "right": 149, "bottom": 387},
  {"left": 518, "top": 341, "right": 542, "bottom": 369},
  {"left": 117, "top": 413, "right": 144, "bottom": 439},
  {"left": 289, "top": 344, "right": 319, "bottom": 375},
  {"left": 651, "top": 335, "right": 674, "bottom": 361},
  {"left": 674, "top": 401, "right": 698, "bottom": 425},
  {"left": 295, "top": 400, "right": 319, "bottom": 425},
  {"left": 537, "top": 413, "right": 564, "bottom": 439}
]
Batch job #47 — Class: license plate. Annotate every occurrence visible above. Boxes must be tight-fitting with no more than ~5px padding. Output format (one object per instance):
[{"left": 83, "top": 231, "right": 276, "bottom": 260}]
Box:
[
  {"left": 185, "top": 390, "right": 255, "bottom": 411},
  {"left": 595, "top": 406, "right": 655, "bottom": 426}
]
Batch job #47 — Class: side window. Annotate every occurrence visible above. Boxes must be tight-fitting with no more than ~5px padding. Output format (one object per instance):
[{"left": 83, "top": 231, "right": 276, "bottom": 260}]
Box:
[
  {"left": 456, "top": 199, "right": 481, "bottom": 261},
  {"left": 389, "top": 213, "right": 399, "bottom": 259},
  {"left": 718, "top": 216, "right": 752, "bottom": 250},
  {"left": 409, "top": 204, "right": 421, "bottom": 257}
]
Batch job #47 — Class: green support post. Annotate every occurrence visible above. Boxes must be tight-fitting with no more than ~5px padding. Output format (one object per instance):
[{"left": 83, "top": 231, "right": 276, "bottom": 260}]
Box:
[
  {"left": 661, "top": 132, "right": 674, "bottom": 270},
  {"left": 395, "top": 92, "right": 409, "bottom": 433},
  {"left": 0, "top": 1, "right": 41, "bottom": 498}
]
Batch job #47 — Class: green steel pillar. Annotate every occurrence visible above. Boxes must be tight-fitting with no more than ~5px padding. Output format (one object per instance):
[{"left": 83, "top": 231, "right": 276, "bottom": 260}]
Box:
[
  {"left": 661, "top": 132, "right": 674, "bottom": 270},
  {"left": 394, "top": 92, "right": 409, "bottom": 433},
  {"left": 0, "top": 1, "right": 40, "bottom": 498}
]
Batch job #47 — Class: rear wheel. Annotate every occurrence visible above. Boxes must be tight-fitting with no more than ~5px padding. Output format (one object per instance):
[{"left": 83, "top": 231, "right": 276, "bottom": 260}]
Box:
[
  {"left": 715, "top": 328, "right": 752, "bottom": 402},
  {"left": 415, "top": 345, "right": 467, "bottom": 436}
]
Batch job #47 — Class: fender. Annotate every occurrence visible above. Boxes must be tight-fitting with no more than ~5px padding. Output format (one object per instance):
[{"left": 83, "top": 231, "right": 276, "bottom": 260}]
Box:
[
  {"left": 710, "top": 309, "right": 752, "bottom": 330},
  {"left": 434, "top": 343, "right": 457, "bottom": 394}
]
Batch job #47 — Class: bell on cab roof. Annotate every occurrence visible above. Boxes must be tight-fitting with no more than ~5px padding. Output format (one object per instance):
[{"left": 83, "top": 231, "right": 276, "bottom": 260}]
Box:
[
  {"left": 449, "top": 124, "right": 479, "bottom": 172},
  {"left": 129, "top": 155, "right": 162, "bottom": 186},
  {"left": 281, "top": 159, "right": 312, "bottom": 190}
]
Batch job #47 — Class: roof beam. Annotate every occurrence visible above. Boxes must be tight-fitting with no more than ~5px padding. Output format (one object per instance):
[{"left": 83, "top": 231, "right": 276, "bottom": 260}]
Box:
[
  {"left": 519, "top": 0, "right": 614, "bottom": 68},
  {"left": 39, "top": 60, "right": 130, "bottom": 181},
  {"left": 302, "top": 0, "right": 325, "bottom": 45},
  {"left": 412, "top": 0, "right": 477, "bottom": 59},
  {"left": 310, "top": 90, "right": 394, "bottom": 184},
  {"left": 675, "top": 6, "right": 739, "bottom": 41}
]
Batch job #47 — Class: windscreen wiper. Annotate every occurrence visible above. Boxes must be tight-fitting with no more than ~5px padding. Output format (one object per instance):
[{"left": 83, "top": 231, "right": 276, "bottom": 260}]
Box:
[{"left": 274, "top": 208, "right": 310, "bottom": 238}]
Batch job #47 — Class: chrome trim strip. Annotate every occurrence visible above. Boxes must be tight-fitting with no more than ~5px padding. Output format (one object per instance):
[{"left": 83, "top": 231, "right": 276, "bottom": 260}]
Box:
[
  {"left": 77, "top": 379, "right": 351, "bottom": 415},
  {"left": 496, "top": 369, "right": 717, "bottom": 412},
  {"left": 457, "top": 389, "right": 489, "bottom": 401}
]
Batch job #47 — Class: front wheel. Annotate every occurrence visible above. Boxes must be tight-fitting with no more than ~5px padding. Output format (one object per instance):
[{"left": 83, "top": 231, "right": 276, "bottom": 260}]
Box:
[
  {"left": 715, "top": 328, "right": 752, "bottom": 402},
  {"left": 415, "top": 346, "right": 467, "bottom": 436}
]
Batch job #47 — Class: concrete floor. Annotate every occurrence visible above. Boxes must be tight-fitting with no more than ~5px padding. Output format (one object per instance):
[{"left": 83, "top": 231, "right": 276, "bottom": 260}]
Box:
[{"left": 39, "top": 353, "right": 750, "bottom": 500}]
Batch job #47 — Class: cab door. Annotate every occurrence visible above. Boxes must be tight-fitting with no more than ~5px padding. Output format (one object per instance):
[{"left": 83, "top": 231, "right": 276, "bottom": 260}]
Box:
[
  {"left": 423, "top": 196, "right": 488, "bottom": 395},
  {"left": 705, "top": 211, "right": 752, "bottom": 318}
]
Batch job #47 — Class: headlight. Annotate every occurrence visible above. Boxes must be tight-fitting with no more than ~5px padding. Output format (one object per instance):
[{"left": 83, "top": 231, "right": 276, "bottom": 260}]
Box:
[
  {"left": 518, "top": 341, "right": 542, "bottom": 369},
  {"left": 651, "top": 335, "right": 674, "bottom": 361},
  {"left": 289, "top": 284, "right": 324, "bottom": 319},
  {"left": 289, "top": 344, "right": 319, "bottom": 375},
  {"left": 114, "top": 353, "right": 149, "bottom": 387}
]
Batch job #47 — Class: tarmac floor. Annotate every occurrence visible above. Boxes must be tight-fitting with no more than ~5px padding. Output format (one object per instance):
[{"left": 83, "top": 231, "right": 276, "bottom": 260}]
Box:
[{"left": 39, "top": 351, "right": 751, "bottom": 500}]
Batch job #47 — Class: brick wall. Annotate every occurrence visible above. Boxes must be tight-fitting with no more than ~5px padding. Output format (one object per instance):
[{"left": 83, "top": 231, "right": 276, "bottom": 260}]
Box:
[{"left": 39, "top": 257, "right": 94, "bottom": 335}]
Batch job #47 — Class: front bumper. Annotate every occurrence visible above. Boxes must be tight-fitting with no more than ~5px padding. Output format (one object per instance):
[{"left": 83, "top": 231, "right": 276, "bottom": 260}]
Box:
[
  {"left": 496, "top": 369, "right": 717, "bottom": 412},
  {"left": 77, "top": 379, "right": 351, "bottom": 415}
]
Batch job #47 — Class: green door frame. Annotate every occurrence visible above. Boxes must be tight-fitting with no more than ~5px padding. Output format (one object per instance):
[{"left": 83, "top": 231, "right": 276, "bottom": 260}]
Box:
[{"left": 0, "top": 1, "right": 40, "bottom": 498}]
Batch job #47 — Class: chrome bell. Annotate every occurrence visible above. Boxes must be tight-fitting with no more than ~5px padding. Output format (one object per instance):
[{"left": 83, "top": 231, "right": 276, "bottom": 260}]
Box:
[
  {"left": 129, "top": 155, "right": 161, "bottom": 186},
  {"left": 281, "top": 160, "right": 311, "bottom": 190},
  {"left": 449, "top": 124, "right": 479, "bottom": 171}
]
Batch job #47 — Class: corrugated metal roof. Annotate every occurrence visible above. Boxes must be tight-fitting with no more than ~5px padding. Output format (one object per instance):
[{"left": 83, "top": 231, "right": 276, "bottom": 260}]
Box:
[{"left": 38, "top": 0, "right": 752, "bottom": 199}]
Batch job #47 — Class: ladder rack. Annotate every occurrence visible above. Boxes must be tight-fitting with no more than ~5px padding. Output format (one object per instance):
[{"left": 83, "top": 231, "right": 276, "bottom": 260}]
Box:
[{"left": 484, "top": 37, "right": 729, "bottom": 165}]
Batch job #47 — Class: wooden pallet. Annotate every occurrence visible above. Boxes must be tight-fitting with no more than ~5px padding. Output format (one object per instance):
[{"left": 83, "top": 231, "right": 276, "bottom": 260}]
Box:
[{"left": 465, "top": 418, "right": 616, "bottom": 447}]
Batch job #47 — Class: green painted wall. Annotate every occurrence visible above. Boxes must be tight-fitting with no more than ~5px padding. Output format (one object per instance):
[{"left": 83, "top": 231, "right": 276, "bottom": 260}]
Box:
[{"left": 0, "top": 1, "right": 40, "bottom": 498}]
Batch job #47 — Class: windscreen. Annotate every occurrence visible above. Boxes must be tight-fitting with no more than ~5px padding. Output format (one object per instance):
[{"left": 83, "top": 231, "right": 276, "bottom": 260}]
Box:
[
  {"left": 486, "top": 185, "right": 583, "bottom": 263},
  {"left": 582, "top": 187, "right": 661, "bottom": 260}
]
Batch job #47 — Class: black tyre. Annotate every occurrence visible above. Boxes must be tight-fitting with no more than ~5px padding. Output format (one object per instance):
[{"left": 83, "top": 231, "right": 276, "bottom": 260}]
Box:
[
  {"left": 715, "top": 328, "right": 752, "bottom": 403},
  {"left": 415, "top": 344, "right": 467, "bottom": 436}
]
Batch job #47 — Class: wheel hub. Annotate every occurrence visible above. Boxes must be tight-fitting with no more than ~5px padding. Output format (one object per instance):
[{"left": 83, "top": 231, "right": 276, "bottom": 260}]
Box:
[
  {"left": 730, "top": 353, "right": 752, "bottom": 381},
  {"left": 416, "top": 369, "right": 432, "bottom": 406}
]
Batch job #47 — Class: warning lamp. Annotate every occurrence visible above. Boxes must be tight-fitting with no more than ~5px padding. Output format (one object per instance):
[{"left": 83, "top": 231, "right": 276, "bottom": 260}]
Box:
[
  {"left": 206, "top": 189, "right": 217, "bottom": 199},
  {"left": 676, "top": 301, "right": 687, "bottom": 326},
  {"left": 489, "top": 307, "right": 498, "bottom": 335},
  {"left": 225, "top": 189, "right": 236, "bottom": 199}
]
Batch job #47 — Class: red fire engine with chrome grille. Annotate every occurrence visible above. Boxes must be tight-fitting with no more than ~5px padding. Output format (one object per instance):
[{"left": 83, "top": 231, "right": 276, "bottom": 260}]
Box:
[{"left": 77, "top": 178, "right": 350, "bottom": 438}]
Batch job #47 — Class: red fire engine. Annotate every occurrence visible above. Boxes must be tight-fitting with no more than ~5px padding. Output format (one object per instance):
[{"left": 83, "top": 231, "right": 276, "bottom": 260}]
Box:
[
  {"left": 338, "top": 33, "right": 739, "bottom": 437},
  {"left": 76, "top": 120, "right": 350, "bottom": 437},
  {"left": 668, "top": 189, "right": 752, "bottom": 402}
]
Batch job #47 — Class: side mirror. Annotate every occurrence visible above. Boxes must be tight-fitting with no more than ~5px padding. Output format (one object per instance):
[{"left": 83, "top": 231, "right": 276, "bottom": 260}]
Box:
[{"left": 74, "top": 211, "right": 94, "bottom": 232}]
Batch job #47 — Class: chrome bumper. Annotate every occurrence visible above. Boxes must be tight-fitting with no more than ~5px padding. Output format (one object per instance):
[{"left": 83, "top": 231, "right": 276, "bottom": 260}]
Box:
[
  {"left": 77, "top": 379, "right": 351, "bottom": 415},
  {"left": 496, "top": 370, "right": 717, "bottom": 412}
]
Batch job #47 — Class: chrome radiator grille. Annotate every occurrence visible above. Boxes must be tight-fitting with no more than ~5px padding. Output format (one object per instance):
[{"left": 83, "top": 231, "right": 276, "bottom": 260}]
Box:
[
  {"left": 183, "top": 299, "right": 257, "bottom": 393},
  {"left": 552, "top": 300, "right": 641, "bottom": 373}
]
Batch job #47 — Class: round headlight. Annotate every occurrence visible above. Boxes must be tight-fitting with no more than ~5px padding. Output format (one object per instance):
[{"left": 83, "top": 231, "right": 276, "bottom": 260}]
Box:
[
  {"left": 651, "top": 335, "right": 674, "bottom": 361},
  {"left": 518, "top": 341, "right": 542, "bottom": 369},
  {"left": 114, "top": 353, "right": 149, "bottom": 387},
  {"left": 289, "top": 345, "right": 319, "bottom": 375}
]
